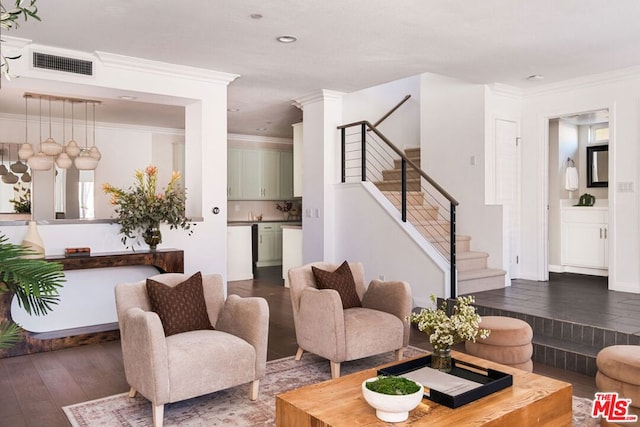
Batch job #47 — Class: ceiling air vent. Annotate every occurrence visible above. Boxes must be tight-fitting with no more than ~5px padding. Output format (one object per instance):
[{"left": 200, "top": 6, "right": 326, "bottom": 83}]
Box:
[{"left": 33, "top": 52, "right": 93, "bottom": 76}]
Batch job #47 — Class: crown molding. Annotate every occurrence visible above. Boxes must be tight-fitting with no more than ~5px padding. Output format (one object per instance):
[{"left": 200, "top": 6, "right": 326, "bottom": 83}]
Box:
[
  {"left": 95, "top": 52, "right": 239, "bottom": 85},
  {"left": 292, "top": 89, "right": 345, "bottom": 110},
  {"left": 0, "top": 112, "right": 184, "bottom": 135},
  {"left": 523, "top": 66, "right": 640, "bottom": 97},
  {"left": 488, "top": 83, "right": 523, "bottom": 99},
  {"left": 2, "top": 35, "right": 31, "bottom": 50}
]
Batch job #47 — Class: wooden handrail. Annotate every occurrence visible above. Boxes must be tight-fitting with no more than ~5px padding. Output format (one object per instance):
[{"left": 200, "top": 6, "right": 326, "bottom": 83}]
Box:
[
  {"left": 337, "top": 120, "right": 459, "bottom": 206},
  {"left": 372, "top": 94, "right": 412, "bottom": 128}
]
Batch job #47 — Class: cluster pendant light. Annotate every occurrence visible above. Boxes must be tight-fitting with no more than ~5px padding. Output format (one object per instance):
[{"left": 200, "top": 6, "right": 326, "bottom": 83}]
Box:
[
  {"left": 2, "top": 144, "right": 20, "bottom": 184},
  {"left": 55, "top": 101, "right": 72, "bottom": 169},
  {"left": 19, "top": 92, "right": 101, "bottom": 171},
  {"left": 0, "top": 144, "right": 7, "bottom": 175},
  {"left": 27, "top": 98, "right": 54, "bottom": 171},
  {"left": 74, "top": 102, "right": 101, "bottom": 170}
]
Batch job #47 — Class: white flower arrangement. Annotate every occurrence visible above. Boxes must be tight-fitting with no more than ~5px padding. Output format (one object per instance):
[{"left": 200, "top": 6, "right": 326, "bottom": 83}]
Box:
[{"left": 408, "top": 295, "right": 490, "bottom": 351}]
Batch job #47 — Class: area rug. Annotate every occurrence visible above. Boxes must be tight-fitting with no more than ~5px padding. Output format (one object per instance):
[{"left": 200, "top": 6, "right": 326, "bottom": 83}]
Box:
[{"left": 64, "top": 348, "right": 597, "bottom": 426}]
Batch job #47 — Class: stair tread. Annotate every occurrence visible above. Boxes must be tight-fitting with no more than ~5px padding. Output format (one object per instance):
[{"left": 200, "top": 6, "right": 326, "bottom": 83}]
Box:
[
  {"left": 375, "top": 178, "right": 420, "bottom": 184},
  {"left": 458, "top": 268, "right": 506, "bottom": 281},
  {"left": 457, "top": 251, "right": 489, "bottom": 260},
  {"left": 381, "top": 191, "right": 424, "bottom": 196},
  {"left": 428, "top": 234, "right": 470, "bottom": 243}
]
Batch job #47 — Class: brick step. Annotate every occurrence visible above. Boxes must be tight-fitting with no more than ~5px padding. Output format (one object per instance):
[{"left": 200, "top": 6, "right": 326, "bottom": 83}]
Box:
[{"left": 471, "top": 304, "right": 640, "bottom": 377}]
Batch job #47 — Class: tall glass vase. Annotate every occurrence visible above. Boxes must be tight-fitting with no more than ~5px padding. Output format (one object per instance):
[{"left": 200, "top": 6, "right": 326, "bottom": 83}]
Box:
[
  {"left": 431, "top": 347, "right": 452, "bottom": 373},
  {"left": 143, "top": 225, "right": 162, "bottom": 251}
]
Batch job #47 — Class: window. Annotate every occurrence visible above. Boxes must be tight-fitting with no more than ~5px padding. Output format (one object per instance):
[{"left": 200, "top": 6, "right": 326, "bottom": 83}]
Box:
[{"left": 589, "top": 123, "right": 609, "bottom": 144}]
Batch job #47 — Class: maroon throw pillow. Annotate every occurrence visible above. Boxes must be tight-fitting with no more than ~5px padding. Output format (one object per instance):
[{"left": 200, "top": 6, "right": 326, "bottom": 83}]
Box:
[
  {"left": 146, "top": 271, "right": 213, "bottom": 336},
  {"left": 311, "top": 261, "right": 362, "bottom": 309}
]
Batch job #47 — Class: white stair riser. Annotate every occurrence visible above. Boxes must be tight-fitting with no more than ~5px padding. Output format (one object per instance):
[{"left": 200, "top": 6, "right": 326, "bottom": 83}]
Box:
[
  {"left": 458, "top": 274, "right": 505, "bottom": 294},
  {"left": 457, "top": 254, "right": 489, "bottom": 272}
]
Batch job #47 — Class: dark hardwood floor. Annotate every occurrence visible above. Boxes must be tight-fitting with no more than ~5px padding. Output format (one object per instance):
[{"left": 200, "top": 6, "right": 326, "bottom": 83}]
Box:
[{"left": 0, "top": 266, "right": 597, "bottom": 426}]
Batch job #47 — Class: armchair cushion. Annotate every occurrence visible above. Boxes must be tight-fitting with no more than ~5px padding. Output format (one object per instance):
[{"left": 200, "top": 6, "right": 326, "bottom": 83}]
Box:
[
  {"left": 311, "top": 261, "right": 361, "bottom": 309},
  {"left": 146, "top": 271, "right": 213, "bottom": 336}
]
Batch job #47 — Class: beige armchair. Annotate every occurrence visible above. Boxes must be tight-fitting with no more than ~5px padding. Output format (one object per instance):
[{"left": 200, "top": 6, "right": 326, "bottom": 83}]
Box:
[
  {"left": 114, "top": 273, "right": 269, "bottom": 427},
  {"left": 288, "top": 261, "right": 412, "bottom": 378}
]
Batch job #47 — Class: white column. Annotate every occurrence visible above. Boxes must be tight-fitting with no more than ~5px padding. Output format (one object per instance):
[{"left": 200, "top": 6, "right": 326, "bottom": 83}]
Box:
[{"left": 294, "top": 90, "right": 343, "bottom": 263}]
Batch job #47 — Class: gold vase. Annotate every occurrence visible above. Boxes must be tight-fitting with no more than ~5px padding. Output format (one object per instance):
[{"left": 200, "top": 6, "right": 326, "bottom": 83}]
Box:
[{"left": 431, "top": 347, "right": 452, "bottom": 373}]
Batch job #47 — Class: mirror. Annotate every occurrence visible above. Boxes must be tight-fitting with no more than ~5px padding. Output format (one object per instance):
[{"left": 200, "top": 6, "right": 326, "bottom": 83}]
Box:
[
  {"left": 55, "top": 168, "right": 95, "bottom": 219},
  {"left": 0, "top": 89, "right": 187, "bottom": 222},
  {"left": 586, "top": 145, "right": 608, "bottom": 188},
  {"left": 0, "top": 143, "right": 32, "bottom": 215}
]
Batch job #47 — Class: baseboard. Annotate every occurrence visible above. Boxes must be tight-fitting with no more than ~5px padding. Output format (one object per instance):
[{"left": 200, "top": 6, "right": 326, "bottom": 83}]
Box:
[
  {"left": 609, "top": 281, "right": 640, "bottom": 294},
  {"left": 548, "top": 264, "right": 608, "bottom": 277},
  {"left": 548, "top": 264, "right": 565, "bottom": 273},
  {"left": 256, "top": 260, "right": 282, "bottom": 267}
]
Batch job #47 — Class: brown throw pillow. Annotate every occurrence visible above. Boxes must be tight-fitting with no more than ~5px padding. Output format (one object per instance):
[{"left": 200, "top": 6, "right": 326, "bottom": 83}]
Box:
[
  {"left": 146, "top": 271, "right": 213, "bottom": 336},
  {"left": 311, "top": 261, "right": 362, "bottom": 309}
]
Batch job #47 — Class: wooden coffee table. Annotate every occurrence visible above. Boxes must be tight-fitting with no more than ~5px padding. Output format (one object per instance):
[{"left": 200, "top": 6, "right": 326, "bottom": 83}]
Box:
[{"left": 275, "top": 351, "right": 573, "bottom": 426}]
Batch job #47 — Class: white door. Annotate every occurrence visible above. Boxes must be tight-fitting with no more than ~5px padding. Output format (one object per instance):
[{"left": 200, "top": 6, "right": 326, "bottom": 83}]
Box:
[{"left": 495, "top": 119, "right": 521, "bottom": 278}]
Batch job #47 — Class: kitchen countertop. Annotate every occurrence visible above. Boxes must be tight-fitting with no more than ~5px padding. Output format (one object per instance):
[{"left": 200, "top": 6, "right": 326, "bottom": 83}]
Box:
[{"left": 281, "top": 224, "right": 302, "bottom": 230}]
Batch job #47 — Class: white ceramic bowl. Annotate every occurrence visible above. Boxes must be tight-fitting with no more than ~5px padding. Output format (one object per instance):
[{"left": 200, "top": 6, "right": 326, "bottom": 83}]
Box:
[{"left": 362, "top": 377, "right": 424, "bottom": 422}]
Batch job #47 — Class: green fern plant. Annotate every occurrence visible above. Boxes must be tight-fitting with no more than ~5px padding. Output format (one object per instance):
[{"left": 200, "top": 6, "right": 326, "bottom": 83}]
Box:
[{"left": 0, "top": 234, "right": 64, "bottom": 349}]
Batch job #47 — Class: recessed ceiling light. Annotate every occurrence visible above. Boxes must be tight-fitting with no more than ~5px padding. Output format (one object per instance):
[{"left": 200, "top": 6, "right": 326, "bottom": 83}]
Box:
[
  {"left": 227, "top": 108, "right": 240, "bottom": 112},
  {"left": 527, "top": 74, "right": 544, "bottom": 81},
  {"left": 277, "top": 35, "right": 297, "bottom": 43},
  {"left": 118, "top": 95, "right": 137, "bottom": 100},
  {"left": 256, "top": 127, "right": 268, "bottom": 131},
  {"left": 250, "top": 13, "right": 263, "bottom": 19}
]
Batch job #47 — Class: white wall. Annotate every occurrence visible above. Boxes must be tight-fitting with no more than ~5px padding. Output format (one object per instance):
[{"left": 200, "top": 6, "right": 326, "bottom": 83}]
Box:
[
  {"left": 548, "top": 119, "right": 579, "bottom": 267},
  {"left": 334, "top": 183, "right": 447, "bottom": 307},
  {"left": 341, "top": 75, "right": 421, "bottom": 148},
  {"left": 520, "top": 70, "right": 640, "bottom": 293},
  {"left": 0, "top": 41, "right": 237, "bottom": 330},
  {"left": 420, "top": 73, "right": 504, "bottom": 274}
]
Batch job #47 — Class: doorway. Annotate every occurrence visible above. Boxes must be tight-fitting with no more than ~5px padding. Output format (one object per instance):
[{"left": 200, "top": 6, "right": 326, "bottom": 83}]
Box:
[{"left": 547, "top": 109, "right": 610, "bottom": 280}]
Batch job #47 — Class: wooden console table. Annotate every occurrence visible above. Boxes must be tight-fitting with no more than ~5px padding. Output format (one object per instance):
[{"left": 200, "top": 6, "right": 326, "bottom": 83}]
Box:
[
  {"left": 46, "top": 248, "right": 184, "bottom": 273},
  {"left": 0, "top": 249, "right": 184, "bottom": 358}
]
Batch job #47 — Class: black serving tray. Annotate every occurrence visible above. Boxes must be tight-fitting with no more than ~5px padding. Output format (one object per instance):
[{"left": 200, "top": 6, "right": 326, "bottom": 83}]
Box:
[{"left": 378, "top": 355, "right": 513, "bottom": 408}]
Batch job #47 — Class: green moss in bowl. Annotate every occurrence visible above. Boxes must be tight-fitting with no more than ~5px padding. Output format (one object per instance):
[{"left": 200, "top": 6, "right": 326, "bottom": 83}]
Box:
[{"left": 365, "top": 375, "right": 420, "bottom": 395}]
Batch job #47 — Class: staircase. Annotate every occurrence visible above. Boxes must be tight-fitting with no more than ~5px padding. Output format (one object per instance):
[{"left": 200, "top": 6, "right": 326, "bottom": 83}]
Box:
[{"left": 374, "top": 147, "right": 506, "bottom": 295}]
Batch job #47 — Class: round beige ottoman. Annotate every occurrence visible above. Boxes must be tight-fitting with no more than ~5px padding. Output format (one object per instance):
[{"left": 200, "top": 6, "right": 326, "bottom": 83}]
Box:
[
  {"left": 596, "top": 345, "right": 640, "bottom": 424},
  {"left": 464, "top": 316, "right": 533, "bottom": 372}
]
